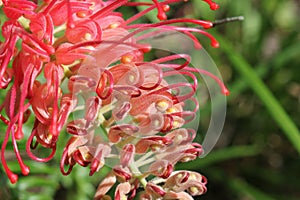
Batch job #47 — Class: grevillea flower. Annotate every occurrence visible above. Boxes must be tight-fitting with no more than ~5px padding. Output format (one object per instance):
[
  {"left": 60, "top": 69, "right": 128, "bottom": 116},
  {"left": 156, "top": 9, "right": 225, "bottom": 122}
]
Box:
[{"left": 0, "top": 0, "right": 229, "bottom": 199}]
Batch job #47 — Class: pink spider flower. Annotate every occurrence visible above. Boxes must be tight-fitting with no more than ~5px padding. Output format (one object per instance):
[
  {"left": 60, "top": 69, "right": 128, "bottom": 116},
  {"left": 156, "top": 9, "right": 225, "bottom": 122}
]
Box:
[{"left": 0, "top": 0, "right": 228, "bottom": 199}]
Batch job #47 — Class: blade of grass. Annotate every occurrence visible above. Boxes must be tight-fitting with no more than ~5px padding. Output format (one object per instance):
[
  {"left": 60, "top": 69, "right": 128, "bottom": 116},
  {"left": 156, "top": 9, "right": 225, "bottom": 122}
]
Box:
[
  {"left": 229, "top": 40, "right": 300, "bottom": 99},
  {"left": 216, "top": 34, "right": 300, "bottom": 154}
]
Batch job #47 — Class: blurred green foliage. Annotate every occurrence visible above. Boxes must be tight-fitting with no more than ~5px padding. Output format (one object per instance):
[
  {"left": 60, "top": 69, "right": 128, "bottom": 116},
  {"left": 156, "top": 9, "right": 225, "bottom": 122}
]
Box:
[{"left": 1, "top": 0, "right": 300, "bottom": 199}]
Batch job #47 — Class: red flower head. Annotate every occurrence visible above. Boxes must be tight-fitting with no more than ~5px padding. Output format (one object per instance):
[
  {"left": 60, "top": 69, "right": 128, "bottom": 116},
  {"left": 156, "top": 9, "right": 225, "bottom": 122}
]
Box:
[{"left": 0, "top": 0, "right": 228, "bottom": 198}]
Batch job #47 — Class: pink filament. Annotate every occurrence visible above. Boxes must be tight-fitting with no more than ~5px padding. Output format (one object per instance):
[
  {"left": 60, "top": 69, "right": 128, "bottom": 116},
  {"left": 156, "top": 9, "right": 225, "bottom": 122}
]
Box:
[
  {"left": 60, "top": 145, "right": 74, "bottom": 175},
  {"left": 1, "top": 122, "right": 18, "bottom": 183},
  {"left": 185, "top": 67, "right": 230, "bottom": 96},
  {"left": 152, "top": 54, "right": 191, "bottom": 70},
  {"left": 90, "top": 0, "right": 128, "bottom": 20},
  {"left": 26, "top": 127, "right": 57, "bottom": 162},
  {"left": 123, "top": 0, "right": 183, "bottom": 25}
]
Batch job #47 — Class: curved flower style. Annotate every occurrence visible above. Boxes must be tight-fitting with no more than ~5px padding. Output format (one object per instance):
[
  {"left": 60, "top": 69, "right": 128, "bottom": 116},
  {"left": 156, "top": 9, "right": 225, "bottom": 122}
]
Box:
[{"left": 0, "top": 0, "right": 228, "bottom": 199}]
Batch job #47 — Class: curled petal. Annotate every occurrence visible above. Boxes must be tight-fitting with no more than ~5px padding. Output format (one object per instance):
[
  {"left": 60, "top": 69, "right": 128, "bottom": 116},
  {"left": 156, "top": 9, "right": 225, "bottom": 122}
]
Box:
[
  {"left": 113, "top": 166, "right": 132, "bottom": 182},
  {"left": 164, "top": 191, "right": 194, "bottom": 200},
  {"left": 114, "top": 85, "right": 141, "bottom": 98},
  {"left": 148, "top": 160, "right": 173, "bottom": 179},
  {"left": 48, "top": 1, "right": 92, "bottom": 26},
  {"left": 73, "top": 146, "right": 95, "bottom": 167},
  {"left": 120, "top": 50, "right": 144, "bottom": 64},
  {"left": 161, "top": 143, "right": 203, "bottom": 164},
  {"left": 130, "top": 94, "right": 172, "bottom": 116},
  {"left": 94, "top": 172, "right": 116, "bottom": 200},
  {"left": 20, "top": 33, "right": 53, "bottom": 60},
  {"left": 11, "top": 51, "right": 44, "bottom": 97},
  {"left": 164, "top": 171, "right": 207, "bottom": 196},
  {"left": 26, "top": 127, "right": 57, "bottom": 162},
  {"left": 29, "top": 13, "right": 54, "bottom": 44},
  {"left": 160, "top": 114, "right": 174, "bottom": 133},
  {"left": 65, "top": 136, "right": 88, "bottom": 156},
  {"left": 107, "top": 63, "right": 134, "bottom": 85},
  {"left": 55, "top": 43, "right": 91, "bottom": 65},
  {"left": 112, "top": 101, "right": 131, "bottom": 121},
  {"left": 57, "top": 94, "right": 78, "bottom": 131},
  {"left": 115, "top": 182, "right": 131, "bottom": 200},
  {"left": 181, "top": 143, "right": 203, "bottom": 162},
  {"left": 0, "top": 68, "right": 13, "bottom": 89},
  {"left": 3, "top": 0, "right": 37, "bottom": 19},
  {"left": 66, "top": 19, "right": 102, "bottom": 43},
  {"left": 108, "top": 124, "right": 139, "bottom": 143},
  {"left": 44, "top": 62, "right": 64, "bottom": 87},
  {"left": 60, "top": 145, "right": 75, "bottom": 175},
  {"left": 30, "top": 84, "right": 56, "bottom": 124},
  {"left": 95, "top": 15, "right": 125, "bottom": 30},
  {"left": 135, "top": 136, "right": 172, "bottom": 153},
  {"left": 84, "top": 96, "right": 101, "bottom": 124},
  {"left": 164, "top": 171, "right": 189, "bottom": 188},
  {"left": 68, "top": 75, "right": 97, "bottom": 93},
  {"left": 96, "top": 69, "right": 114, "bottom": 100},
  {"left": 137, "top": 63, "right": 162, "bottom": 90},
  {"left": 34, "top": 122, "right": 56, "bottom": 148},
  {"left": 90, "top": 143, "right": 111, "bottom": 176},
  {"left": 89, "top": 153, "right": 103, "bottom": 176},
  {"left": 120, "top": 144, "right": 135, "bottom": 167},
  {"left": 67, "top": 119, "right": 88, "bottom": 136},
  {"left": 165, "top": 128, "right": 194, "bottom": 145},
  {"left": 145, "top": 182, "right": 166, "bottom": 198},
  {"left": 134, "top": 113, "right": 165, "bottom": 135}
]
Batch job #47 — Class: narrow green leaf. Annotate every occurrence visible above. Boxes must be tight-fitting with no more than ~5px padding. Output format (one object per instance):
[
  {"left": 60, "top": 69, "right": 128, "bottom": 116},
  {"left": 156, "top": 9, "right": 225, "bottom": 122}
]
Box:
[
  {"left": 216, "top": 34, "right": 300, "bottom": 154},
  {"left": 225, "top": 174, "right": 275, "bottom": 200}
]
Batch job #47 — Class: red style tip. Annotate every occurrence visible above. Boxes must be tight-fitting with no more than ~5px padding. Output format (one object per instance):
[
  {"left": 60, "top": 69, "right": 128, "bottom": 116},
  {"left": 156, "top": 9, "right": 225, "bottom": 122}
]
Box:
[
  {"left": 210, "top": 3, "right": 220, "bottom": 10},
  {"left": 8, "top": 172, "right": 18, "bottom": 184},
  {"left": 157, "top": 12, "right": 167, "bottom": 21},
  {"left": 21, "top": 165, "right": 30, "bottom": 175},
  {"left": 162, "top": 5, "right": 170, "bottom": 12},
  {"left": 203, "top": 0, "right": 220, "bottom": 10},
  {"left": 211, "top": 40, "right": 219, "bottom": 48},
  {"left": 222, "top": 88, "right": 230, "bottom": 96},
  {"left": 15, "top": 128, "right": 24, "bottom": 140}
]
